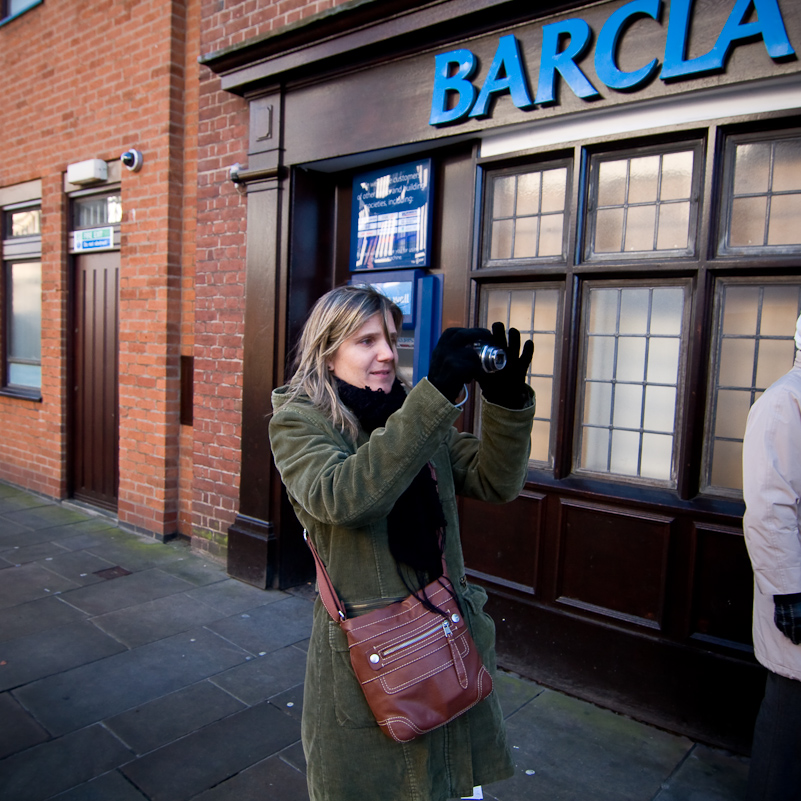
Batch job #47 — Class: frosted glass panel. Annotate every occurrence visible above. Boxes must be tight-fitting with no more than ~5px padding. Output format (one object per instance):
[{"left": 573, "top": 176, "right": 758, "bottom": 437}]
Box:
[
  {"left": 541, "top": 168, "right": 567, "bottom": 212},
  {"left": 643, "top": 386, "right": 676, "bottom": 433},
  {"left": 539, "top": 213, "right": 564, "bottom": 256},
  {"left": 625, "top": 205, "right": 656, "bottom": 251},
  {"left": 660, "top": 151, "right": 693, "bottom": 200},
  {"left": 509, "top": 291, "right": 533, "bottom": 331},
  {"left": 730, "top": 197, "right": 767, "bottom": 247},
  {"left": 767, "top": 194, "right": 801, "bottom": 246},
  {"left": 493, "top": 176, "right": 515, "bottom": 218},
  {"left": 610, "top": 430, "right": 640, "bottom": 475},
  {"left": 582, "top": 427, "right": 610, "bottom": 472},
  {"left": 516, "top": 172, "right": 541, "bottom": 216},
  {"left": 722, "top": 286, "right": 759, "bottom": 335},
  {"left": 772, "top": 140, "right": 801, "bottom": 192},
  {"left": 514, "top": 217, "right": 539, "bottom": 258},
  {"left": 598, "top": 160, "right": 627, "bottom": 206},
  {"left": 733, "top": 143, "right": 771, "bottom": 194},
  {"left": 711, "top": 440, "right": 744, "bottom": 491},
  {"left": 534, "top": 289, "right": 559, "bottom": 330},
  {"left": 595, "top": 208, "right": 624, "bottom": 252},
  {"left": 650, "top": 289, "right": 684, "bottom": 335},
  {"left": 531, "top": 334, "right": 555, "bottom": 375},
  {"left": 613, "top": 384, "right": 643, "bottom": 428},
  {"left": 490, "top": 219, "right": 513, "bottom": 260},
  {"left": 718, "top": 338, "right": 755, "bottom": 387},
  {"left": 530, "top": 420, "right": 551, "bottom": 463},
  {"left": 755, "top": 339, "right": 796, "bottom": 389},
  {"left": 588, "top": 289, "right": 618, "bottom": 333},
  {"left": 641, "top": 434, "right": 673, "bottom": 480},
  {"left": 619, "top": 289, "right": 650, "bottom": 334},
  {"left": 584, "top": 382, "right": 612, "bottom": 426},
  {"left": 531, "top": 377, "right": 553, "bottom": 420},
  {"left": 761, "top": 286, "right": 801, "bottom": 336},
  {"left": 9, "top": 263, "right": 42, "bottom": 361},
  {"left": 646, "top": 338, "right": 680, "bottom": 384},
  {"left": 656, "top": 202, "right": 690, "bottom": 250},
  {"left": 616, "top": 337, "right": 646, "bottom": 382},
  {"left": 628, "top": 156, "right": 659, "bottom": 203},
  {"left": 586, "top": 336, "right": 615, "bottom": 380},
  {"left": 715, "top": 389, "right": 752, "bottom": 439}
]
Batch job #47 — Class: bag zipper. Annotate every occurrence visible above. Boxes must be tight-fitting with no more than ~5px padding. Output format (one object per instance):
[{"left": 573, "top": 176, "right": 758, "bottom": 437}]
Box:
[{"left": 382, "top": 619, "right": 452, "bottom": 657}]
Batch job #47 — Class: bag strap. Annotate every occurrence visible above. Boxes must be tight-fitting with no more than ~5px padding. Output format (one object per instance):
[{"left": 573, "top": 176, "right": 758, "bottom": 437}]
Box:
[
  {"left": 303, "top": 529, "right": 347, "bottom": 622},
  {"left": 303, "top": 463, "right": 449, "bottom": 625}
]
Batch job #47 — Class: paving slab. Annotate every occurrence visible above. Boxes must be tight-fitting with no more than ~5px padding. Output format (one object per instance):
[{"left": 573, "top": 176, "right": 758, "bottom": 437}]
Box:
[
  {"left": 0, "top": 723, "right": 133, "bottom": 801},
  {"left": 50, "top": 770, "right": 149, "bottom": 800},
  {"left": 0, "top": 596, "right": 88, "bottom": 644},
  {"left": 120, "top": 700, "right": 302, "bottom": 801},
  {"left": 0, "top": 620, "right": 126, "bottom": 692},
  {"left": 105, "top": 680, "right": 247, "bottom": 756},
  {"left": 0, "top": 492, "right": 54, "bottom": 514},
  {"left": 80, "top": 536, "right": 189, "bottom": 573},
  {"left": 205, "top": 595, "right": 314, "bottom": 655},
  {"left": 210, "top": 643, "right": 308, "bottom": 706},
  {"left": 487, "top": 689, "right": 692, "bottom": 801},
  {"left": 58, "top": 568, "right": 195, "bottom": 616},
  {"left": 1, "top": 540, "right": 71, "bottom": 565},
  {"left": 653, "top": 743, "right": 749, "bottom": 800},
  {"left": 185, "top": 578, "right": 288, "bottom": 616},
  {"left": 0, "top": 692, "right": 49, "bottom": 759},
  {"left": 2, "top": 504, "right": 93, "bottom": 530},
  {"left": 191, "top": 753, "right": 309, "bottom": 801},
  {"left": 37, "top": 549, "right": 118, "bottom": 586},
  {"left": 14, "top": 626, "right": 252, "bottom": 736},
  {"left": 154, "top": 553, "right": 232, "bottom": 587},
  {"left": 91, "top": 591, "right": 229, "bottom": 648},
  {"left": 0, "top": 562, "right": 80, "bottom": 610}
]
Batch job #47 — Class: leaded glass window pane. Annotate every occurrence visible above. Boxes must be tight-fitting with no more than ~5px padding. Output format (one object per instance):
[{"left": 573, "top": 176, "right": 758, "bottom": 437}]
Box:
[
  {"left": 703, "top": 281, "right": 801, "bottom": 495},
  {"left": 724, "top": 136, "right": 801, "bottom": 251},
  {"left": 588, "top": 148, "right": 697, "bottom": 259},
  {"left": 576, "top": 284, "right": 687, "bottom": 484},
  {"left": 485, "top": 166, "right": 568, "bottom": 263},
  {"left": 482, "top": 284, "right": 562, "bottom": 467}
]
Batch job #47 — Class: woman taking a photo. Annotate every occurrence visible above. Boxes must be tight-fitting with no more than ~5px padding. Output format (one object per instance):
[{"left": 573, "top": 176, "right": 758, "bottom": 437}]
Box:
[{"left": 269, "top": 284, "right": 535, "bottom": 801}]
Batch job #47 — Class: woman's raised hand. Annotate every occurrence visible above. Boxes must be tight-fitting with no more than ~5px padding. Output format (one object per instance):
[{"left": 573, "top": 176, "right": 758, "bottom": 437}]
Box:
[
  {"left": 428, "top": 327, "right": 492, "bottom": 402},
  {"left": 475, "top": 322, "right": 533, "bottom": 409}
]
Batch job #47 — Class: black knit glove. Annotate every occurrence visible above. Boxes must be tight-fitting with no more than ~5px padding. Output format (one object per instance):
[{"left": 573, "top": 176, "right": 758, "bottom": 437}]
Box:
[
  {"left": 774, "top": 592, "right": 801, "bottom": 645},
  {"left": 428, "top": 327, "right": 491, "bottom": 403},
  {"left": 475, "top": 322, "right": 533, "bottom": 409}
]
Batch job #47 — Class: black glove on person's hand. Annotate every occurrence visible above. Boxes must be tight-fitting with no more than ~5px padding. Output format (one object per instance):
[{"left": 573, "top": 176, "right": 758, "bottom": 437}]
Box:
[
  {"left": 774, "top": 592, "right": 801, "bottom": 645},
  {"left": 475, "top": 322, "right": 534, "bottom": 409},
  {"left": 428, "top": 327, "right": 492, "bottom": 403}
]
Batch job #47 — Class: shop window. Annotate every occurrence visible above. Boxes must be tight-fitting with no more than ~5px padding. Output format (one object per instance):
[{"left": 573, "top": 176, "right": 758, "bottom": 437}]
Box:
[
  {"left": 481, "top": 284, "right": 562, "bottom": 467},
  {"left": 484, "top": 163, "right": 569, "bottom": 264},
  {"left": 703, "top": 280, "right": 801, "bottom": 496},
  {"left": 1, "top": 0, "right": 40, "bottom": 24},
  {"left": 720, "top": 134, "right": 801, "bottom": 253},
  {"left": 585, "top": 144, "right": 700, "bottom": 261},
  {"left": 2, "top": 205, "right": 42, "bottom": 397},
  {"left": 575, "top": 283, "right": 688, "bottom": 485}
]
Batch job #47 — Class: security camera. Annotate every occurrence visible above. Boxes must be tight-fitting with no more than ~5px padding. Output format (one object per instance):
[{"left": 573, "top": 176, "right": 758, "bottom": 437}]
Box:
[{"left": 120, "top": 149, "right": 143, "bottom": 173}]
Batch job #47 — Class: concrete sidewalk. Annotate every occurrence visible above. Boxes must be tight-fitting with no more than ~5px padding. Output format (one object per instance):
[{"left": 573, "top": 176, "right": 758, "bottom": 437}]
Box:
[{"left": 0, "top": 481, "right": 750, "bottom": 800}]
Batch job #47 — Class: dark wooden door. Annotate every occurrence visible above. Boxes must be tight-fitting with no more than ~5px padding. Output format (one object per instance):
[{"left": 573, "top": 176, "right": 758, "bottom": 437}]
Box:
[{"left": 72, "top": 251, "right": 119, "bottom": 510}]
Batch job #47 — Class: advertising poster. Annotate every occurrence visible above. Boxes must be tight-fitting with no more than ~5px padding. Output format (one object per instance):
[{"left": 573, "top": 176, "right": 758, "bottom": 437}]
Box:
[{"left": 350, "top": 159, "right": 432, "bottom": 271}]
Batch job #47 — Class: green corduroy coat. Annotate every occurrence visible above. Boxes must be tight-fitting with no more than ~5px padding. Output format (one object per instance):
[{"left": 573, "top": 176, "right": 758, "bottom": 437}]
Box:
[{"left": 269, "top": 378, "right": 535, "bottom": 801}]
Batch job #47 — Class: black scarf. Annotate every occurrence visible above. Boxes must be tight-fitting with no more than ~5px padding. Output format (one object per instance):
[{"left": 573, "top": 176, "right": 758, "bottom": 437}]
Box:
[{"left": 336, "top": 378, "right": 446, "bottom": 583}]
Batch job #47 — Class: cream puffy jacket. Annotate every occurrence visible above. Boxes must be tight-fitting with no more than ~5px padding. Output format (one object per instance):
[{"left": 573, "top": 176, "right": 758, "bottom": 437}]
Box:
[{"left": 742, "top": 353, "right": 801, "bottom": 682}]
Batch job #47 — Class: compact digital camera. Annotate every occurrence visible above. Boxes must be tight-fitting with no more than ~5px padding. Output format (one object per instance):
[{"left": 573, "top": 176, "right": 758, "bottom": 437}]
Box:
[{"left": 473, "top": 342, "right": 507, "bottom": 373}]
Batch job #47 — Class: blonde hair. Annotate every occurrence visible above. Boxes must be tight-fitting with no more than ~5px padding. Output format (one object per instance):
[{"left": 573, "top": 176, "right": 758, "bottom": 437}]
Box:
[{"left": 284, "top": 284, "right": 406, "bottom": 439}]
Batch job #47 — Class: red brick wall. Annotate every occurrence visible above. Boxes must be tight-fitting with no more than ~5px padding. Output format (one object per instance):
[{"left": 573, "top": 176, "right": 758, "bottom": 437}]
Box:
[
  {"left": 191, "top": 0, "right": 352, "bottom": 552},
  {"left": 0, "top": 0, "right": 199, "bottom": 538}
]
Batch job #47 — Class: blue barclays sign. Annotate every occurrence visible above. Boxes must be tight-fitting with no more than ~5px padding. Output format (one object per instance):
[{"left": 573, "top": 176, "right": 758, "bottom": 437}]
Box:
[{"left": 429, "top": 0, "right": 795, "bottom": 126}]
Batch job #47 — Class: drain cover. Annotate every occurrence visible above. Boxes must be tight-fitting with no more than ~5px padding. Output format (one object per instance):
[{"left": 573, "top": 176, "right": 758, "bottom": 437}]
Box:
[{"left": 93, "top": 566, "right": 132, "bottom": 580}]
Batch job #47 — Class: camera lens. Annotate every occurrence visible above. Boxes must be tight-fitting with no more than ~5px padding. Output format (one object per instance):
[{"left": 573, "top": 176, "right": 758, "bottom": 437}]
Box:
[{"left": 473, "top": 343, "right": 507, "bottom": 373}]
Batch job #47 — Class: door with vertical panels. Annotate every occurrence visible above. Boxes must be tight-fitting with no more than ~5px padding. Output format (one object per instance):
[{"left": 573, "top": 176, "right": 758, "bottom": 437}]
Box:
[{"left": 72, "top": 250, "right": 119, "bottom": 510}]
